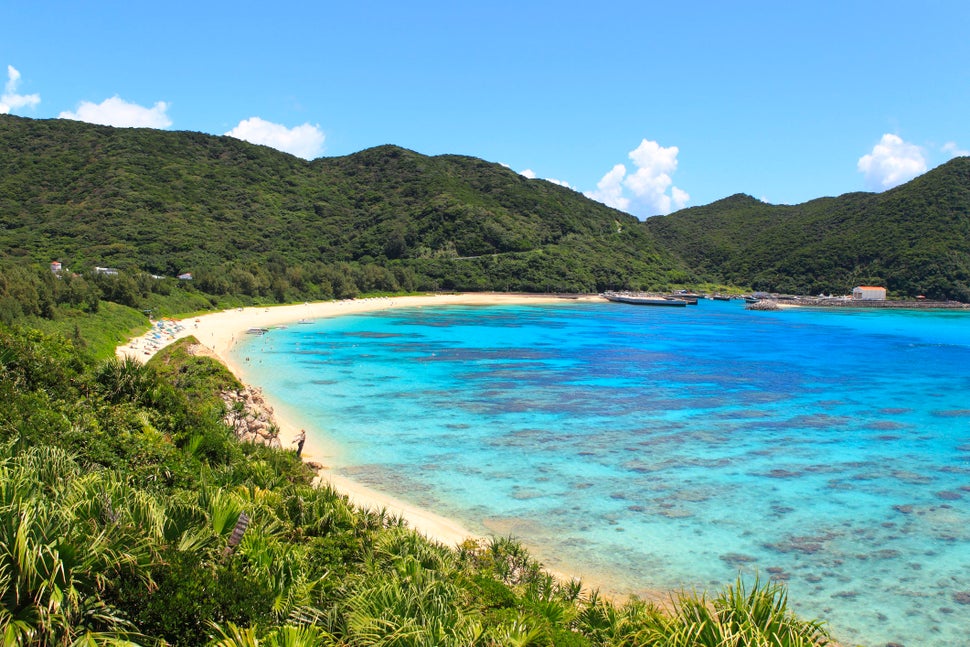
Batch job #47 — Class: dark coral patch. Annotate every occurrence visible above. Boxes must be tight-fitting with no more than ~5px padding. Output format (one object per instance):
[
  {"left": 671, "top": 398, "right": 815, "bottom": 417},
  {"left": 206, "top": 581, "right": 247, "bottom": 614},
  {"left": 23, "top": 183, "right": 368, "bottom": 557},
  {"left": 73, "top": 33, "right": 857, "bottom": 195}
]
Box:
[{"left": 932, "top": 409, "right": 970, "bottom": 418}]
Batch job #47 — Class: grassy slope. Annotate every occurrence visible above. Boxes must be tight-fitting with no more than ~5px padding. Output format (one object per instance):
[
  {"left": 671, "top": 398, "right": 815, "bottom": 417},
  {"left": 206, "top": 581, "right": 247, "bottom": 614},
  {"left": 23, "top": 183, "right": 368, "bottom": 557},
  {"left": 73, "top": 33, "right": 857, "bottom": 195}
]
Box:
[{"left": 25, "top": 300, "right": 150, "bottom": 359}]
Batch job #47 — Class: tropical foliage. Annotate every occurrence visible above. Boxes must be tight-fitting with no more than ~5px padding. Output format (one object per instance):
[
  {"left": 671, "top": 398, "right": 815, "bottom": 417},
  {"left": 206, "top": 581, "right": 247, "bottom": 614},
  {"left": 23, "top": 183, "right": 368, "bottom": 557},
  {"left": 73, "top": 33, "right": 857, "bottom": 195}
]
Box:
[{"left": 0, "top": 325, "right": 834, "bottom": 646}]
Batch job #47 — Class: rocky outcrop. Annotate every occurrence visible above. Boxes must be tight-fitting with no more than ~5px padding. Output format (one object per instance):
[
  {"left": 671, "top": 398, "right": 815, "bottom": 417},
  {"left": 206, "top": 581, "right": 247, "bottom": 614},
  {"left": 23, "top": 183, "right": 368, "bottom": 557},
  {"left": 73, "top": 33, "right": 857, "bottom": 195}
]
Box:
[
  {"left": 745, "top": 299, "right": 780, "bottom": 311},
  {"left": 222, "top": 386, "right": 281, "bottom": 448}
]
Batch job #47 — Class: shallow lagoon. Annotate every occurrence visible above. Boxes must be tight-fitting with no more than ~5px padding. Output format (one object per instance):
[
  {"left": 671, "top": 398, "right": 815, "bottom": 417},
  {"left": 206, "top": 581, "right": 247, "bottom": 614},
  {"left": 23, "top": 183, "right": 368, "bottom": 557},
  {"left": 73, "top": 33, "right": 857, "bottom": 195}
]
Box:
[{"left": 233, "top": 300, "right": 970, "bottom": 647}]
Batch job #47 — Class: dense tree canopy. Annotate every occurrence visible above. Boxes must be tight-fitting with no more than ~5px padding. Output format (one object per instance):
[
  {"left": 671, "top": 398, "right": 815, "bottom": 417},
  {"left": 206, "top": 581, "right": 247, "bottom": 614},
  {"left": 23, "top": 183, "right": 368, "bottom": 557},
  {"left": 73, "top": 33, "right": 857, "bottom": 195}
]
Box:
[
  {"left": 3, "top": 113, "right": 969, "bottom": 303},
  {"left": 644, "top": 158, "right": 970, "bottom": 300},
  {"left": 0, "top": 115, "right": 690, "bottom": 297}
]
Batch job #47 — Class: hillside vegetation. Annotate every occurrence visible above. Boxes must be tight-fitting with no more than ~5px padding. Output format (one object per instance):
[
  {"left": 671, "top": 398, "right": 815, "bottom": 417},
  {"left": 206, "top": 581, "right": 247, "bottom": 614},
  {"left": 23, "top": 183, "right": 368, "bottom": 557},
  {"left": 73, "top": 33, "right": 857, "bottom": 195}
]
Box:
[
  {"left": 644, "top": 158, "right": 970, "bottom": 300},
  {"left": 5, "top": 114, "right": 970, "bottom": 301},
  {"left": 0, "top": 115, "right": 690, "bottom": 297}
]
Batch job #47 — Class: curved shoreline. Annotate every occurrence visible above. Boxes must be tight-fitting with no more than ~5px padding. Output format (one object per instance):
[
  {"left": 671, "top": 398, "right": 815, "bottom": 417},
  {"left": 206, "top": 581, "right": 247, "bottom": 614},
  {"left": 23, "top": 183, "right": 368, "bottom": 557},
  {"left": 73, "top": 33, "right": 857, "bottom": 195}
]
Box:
[{"left": 117, "top": 293, "right": 601, "bottom": 548}]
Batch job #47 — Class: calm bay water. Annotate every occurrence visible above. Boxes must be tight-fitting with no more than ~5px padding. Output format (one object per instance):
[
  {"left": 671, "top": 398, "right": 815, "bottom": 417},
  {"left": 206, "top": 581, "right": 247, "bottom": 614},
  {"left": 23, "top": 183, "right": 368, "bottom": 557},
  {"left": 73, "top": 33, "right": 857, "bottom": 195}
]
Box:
[{"left": 232, "top": 300, "right": 970, "bottom": 647}]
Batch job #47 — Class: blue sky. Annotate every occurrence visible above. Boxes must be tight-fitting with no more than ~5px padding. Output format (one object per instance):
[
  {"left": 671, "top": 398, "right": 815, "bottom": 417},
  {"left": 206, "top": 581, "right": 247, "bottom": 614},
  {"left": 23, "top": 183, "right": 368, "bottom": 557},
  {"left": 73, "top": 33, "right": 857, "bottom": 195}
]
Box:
[{"left": 2, "top": 1, "right": 968, "bottom": 218}]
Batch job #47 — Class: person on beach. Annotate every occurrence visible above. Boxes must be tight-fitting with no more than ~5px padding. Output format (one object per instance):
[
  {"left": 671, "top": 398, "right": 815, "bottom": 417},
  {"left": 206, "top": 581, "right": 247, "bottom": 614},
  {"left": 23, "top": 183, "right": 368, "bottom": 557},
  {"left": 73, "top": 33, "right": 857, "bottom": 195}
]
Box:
[{"left": 294, "top": 429, "right": 306, "bottom": 457}]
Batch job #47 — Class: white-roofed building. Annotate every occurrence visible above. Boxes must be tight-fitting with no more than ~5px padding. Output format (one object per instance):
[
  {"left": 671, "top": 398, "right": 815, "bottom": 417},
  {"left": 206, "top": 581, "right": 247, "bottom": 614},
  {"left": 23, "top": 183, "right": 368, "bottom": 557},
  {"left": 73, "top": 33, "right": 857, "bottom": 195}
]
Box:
[{"left": 852, "top": 286, "right": 886, "bottom": 301}]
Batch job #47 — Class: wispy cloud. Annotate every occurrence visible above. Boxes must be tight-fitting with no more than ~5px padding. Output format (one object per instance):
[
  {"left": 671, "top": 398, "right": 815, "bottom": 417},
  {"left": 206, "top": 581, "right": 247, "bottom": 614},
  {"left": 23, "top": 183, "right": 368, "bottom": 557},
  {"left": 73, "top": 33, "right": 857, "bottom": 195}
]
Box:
[
  {"left": 585, "top": 139, "right": 689, "bottom": 218},
  {"left": 942, "top": 141, "right": 969, "bottom": 158},
  {"left": 518, "top": 168, "right": 573, "bottom": 189},
  {"left": 59, "top": 96, "right": 172, "bottom": 128},
  {"left": 225, "top": 117, "right": 325, "bottom": 160},
  {"left": 857, "top": 134, "right": 926, "bottom": 190},
  {"left": 544, "top": 177, "right": 573, "bottom": 189},
  {"left": 0, "top": 65, "right": 40, "bottom": 114}
]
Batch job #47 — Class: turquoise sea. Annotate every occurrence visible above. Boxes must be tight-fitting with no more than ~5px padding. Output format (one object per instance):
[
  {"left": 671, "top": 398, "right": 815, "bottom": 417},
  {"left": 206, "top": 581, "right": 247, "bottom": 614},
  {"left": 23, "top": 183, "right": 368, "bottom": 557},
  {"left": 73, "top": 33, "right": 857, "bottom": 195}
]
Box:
[{"left": 232, "top": 300, "right": 970, "bottom": 647}]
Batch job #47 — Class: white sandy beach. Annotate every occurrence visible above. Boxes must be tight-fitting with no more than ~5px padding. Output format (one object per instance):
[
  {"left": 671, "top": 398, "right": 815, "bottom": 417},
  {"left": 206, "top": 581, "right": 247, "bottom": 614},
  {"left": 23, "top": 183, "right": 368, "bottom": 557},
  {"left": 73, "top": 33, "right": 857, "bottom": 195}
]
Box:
[{"left": 117, "top": 293, "right": 599, "bottom": 547}]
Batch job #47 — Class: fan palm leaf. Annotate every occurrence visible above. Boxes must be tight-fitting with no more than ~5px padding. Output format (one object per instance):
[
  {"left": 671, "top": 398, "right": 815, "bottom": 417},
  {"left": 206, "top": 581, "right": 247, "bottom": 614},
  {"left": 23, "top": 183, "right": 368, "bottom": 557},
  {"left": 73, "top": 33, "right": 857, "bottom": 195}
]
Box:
[
  {"left": 207, "top": 621, "right": 336, "bottom": 647},
  {"left": 632, "top": 577, "right": 831, "bottom": 647},
  {"left": 0, "top": 447, "right": 156, "bottom": 645}
]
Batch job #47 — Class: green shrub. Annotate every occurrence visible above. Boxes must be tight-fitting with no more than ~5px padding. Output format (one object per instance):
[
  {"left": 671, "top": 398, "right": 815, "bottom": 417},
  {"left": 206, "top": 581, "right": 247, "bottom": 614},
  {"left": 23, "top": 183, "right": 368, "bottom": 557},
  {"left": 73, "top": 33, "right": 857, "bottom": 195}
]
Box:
[{"left": 112, "top": 549, "right": 276, "bottom": 647}]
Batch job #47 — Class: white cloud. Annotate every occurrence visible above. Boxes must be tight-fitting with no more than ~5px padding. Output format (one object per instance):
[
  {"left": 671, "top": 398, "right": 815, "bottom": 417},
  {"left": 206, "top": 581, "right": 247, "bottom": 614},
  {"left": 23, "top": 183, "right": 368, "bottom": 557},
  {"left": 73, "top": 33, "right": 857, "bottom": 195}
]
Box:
[
  {"left": 671, "top": 186, "right": 690, "bottom": 210},
  {"left": 225, "top": 117, "right": 325, "bottom": 160},
  {"left": 942, "top": 141, "right": 969, "bottom": 158},
  {"left": 518, "top": 167, "right": 573, "bottom": 188},
  {"left": 586, "top": 163, "right": 630, "bottom": 212},
  {"left": 585, "top": 139, "right": 689, "bottom": 218},
  {"left": 0, "top": 65, "right": 40, "bottom": 114},
  {"left": 59, "top": 96, "right": 172, "bottom": 128},
  {"left": 544, "top": 177, "right": 573, "bottom": 189},
  {"left": 857, "top": 134, "right": 927, "bottom": 190}
]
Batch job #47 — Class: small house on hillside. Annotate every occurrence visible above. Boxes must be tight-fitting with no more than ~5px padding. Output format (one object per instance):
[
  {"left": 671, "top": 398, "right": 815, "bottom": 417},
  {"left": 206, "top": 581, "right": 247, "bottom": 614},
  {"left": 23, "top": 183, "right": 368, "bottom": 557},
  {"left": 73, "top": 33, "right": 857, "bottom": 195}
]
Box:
[
  {"left": 852, "top": 286, "right": 886, "bottom": 301},
  {"left": 178, "top": 272, "right": 193, "bottom": 280},
  {"left": 50, "top": 261, "right": 62, "bottom": 273}
]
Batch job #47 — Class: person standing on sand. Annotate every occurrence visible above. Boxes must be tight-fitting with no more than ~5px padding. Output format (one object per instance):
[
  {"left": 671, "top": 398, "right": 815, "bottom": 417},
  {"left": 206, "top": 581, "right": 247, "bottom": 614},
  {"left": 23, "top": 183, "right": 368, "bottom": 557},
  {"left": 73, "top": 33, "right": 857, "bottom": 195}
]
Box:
[{"left": 294, "top": 429, "right": 306, "bottom": 457}]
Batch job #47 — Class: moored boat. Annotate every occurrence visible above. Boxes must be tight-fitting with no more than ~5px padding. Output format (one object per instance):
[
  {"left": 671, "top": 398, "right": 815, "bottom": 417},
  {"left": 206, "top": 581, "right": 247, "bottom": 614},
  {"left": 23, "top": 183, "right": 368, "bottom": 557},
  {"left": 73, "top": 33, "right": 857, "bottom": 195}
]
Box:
[
  {"left": 670, "top": 294, "right": 699, "bottom": 305},
  {"left": 603, "top": 292, "right": 688, "bottom": 307}
]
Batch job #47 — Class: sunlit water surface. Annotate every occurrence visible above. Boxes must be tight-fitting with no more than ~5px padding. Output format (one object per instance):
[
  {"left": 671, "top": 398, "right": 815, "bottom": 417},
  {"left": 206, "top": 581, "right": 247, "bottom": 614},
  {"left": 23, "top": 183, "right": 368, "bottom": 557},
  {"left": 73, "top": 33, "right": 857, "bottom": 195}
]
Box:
[{"left": 232, "top": 300, "right": 970, "bottom": 647}]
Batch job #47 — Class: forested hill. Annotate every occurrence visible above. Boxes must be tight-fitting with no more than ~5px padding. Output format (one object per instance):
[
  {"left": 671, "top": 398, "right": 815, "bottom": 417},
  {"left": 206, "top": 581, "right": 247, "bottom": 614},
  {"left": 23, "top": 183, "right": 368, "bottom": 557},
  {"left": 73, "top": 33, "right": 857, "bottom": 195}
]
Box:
[
  {"left": 4, "top": 114, "right": 970, "bottom": 301},
  {"left": 645, "top": 157, "right": 970, "bottom": 300},
  {"left": 0, "top": 115, "right": 689, "bottom": 295}
]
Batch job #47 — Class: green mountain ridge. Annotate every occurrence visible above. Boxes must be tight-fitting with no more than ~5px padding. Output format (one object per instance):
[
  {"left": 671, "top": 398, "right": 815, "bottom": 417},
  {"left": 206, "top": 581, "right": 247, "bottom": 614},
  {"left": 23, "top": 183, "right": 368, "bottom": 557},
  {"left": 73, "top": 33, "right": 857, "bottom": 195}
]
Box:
[
  {"left": 646, "top": 158, "right": 970, "bottom": 299},
  {"left": 3, "top": 114, "right": 970, "bottom": 300},
  {"left": 0, "top": 115, "right": 685, "bottom": 295}
]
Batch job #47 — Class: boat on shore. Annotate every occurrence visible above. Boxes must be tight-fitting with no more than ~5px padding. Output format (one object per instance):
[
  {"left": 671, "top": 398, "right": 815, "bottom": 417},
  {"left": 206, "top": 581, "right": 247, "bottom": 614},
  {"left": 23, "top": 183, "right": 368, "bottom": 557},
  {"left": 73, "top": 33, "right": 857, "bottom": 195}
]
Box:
[
  {"left": 671, "top": 294, "right": 699, "bottom": 305},
  {"left": 603, "top": 292, "right": 688, "bottom": 307}
]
